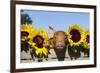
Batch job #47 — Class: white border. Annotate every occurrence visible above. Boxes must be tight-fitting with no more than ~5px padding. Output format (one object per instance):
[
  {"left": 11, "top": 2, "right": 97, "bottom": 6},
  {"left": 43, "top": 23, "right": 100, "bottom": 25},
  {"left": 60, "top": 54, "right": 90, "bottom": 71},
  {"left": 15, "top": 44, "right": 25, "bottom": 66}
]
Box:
[{"left": 16, "top": 4, "right": 94, "bottom": 69}]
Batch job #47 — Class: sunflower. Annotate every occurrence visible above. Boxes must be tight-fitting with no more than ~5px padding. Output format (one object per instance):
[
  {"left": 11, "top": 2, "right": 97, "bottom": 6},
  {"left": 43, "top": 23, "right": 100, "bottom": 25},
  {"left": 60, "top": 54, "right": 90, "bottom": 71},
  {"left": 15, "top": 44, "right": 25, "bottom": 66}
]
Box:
[
  {"left": 28, "top": 27, "right": 49, "bottom": 57},
  {"left": 35, "top": 46, "right": 49, "bottom": 57},
  {"left": 82, "top": 30, "right": 90, "bottom": 49},
  {"left": 38, "top": 27, "right": 48, "bottom": 40},
  {"left": 21, "top": 24, "right": 35, "bottom": 41},
  {"left": 67, "top": 24, "right": 85, "bottom": 46}
]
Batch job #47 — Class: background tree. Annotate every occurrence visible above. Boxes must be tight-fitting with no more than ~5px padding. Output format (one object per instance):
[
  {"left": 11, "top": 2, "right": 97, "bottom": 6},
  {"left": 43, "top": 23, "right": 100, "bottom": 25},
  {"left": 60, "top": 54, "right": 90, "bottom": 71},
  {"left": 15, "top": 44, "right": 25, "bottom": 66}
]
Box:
[{"left": 21, "top": 10, "right": 33, "bottom": 24}]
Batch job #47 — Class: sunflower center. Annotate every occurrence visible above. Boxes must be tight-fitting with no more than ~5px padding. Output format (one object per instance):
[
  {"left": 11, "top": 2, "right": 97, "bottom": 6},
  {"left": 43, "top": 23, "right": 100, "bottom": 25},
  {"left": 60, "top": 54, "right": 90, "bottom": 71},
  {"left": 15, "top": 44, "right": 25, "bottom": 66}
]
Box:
[
  {"left": 70, "top": 29, "right": 81, "bottom": 43},
  {"left": 21, "top": 31, "right": 29, "bottom": 37},
  {"left": 86, "top": 35, "right": 89, "bottom": 43},
  {"left": 33, "top": 35, "right": 44, "bottom": 48}
]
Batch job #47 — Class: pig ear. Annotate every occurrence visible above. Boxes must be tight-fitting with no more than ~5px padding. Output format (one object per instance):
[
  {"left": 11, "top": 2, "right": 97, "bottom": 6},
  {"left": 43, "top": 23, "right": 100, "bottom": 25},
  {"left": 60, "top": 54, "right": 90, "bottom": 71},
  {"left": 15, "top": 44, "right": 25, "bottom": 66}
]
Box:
[{"left": 48, "top": 26, "right": 56, "bottom": 38}]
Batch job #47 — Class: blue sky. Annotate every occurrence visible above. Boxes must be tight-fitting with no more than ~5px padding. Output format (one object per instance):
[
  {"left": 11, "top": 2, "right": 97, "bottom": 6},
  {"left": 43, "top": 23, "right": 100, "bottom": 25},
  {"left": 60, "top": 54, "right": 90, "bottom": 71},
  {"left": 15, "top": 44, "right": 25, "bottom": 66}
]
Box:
[{"left": 21, "top": 10, "right": 90, "bottom": 32}]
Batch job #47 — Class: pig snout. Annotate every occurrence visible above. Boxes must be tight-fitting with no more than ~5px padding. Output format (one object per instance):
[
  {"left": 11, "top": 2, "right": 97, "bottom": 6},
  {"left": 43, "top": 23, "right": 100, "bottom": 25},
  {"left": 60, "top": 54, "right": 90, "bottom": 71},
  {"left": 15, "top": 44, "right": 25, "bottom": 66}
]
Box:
[{"left": 55, "top": 41, "right": 65, "bottom": 49}]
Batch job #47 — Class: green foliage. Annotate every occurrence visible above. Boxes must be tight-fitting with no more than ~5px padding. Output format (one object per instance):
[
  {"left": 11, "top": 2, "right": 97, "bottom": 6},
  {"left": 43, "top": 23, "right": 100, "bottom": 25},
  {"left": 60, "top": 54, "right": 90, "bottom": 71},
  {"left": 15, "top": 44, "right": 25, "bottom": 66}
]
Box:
[{"left": 21, "top": 14, "right": 32, "bottom": 24}]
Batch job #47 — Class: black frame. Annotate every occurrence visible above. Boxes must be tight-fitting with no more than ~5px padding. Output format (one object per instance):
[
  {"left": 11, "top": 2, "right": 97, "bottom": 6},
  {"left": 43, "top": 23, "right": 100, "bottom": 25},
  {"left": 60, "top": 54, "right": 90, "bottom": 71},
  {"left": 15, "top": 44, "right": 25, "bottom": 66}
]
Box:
[{"left": 10, "top": 0, "right": 97, "bottom": 73}]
